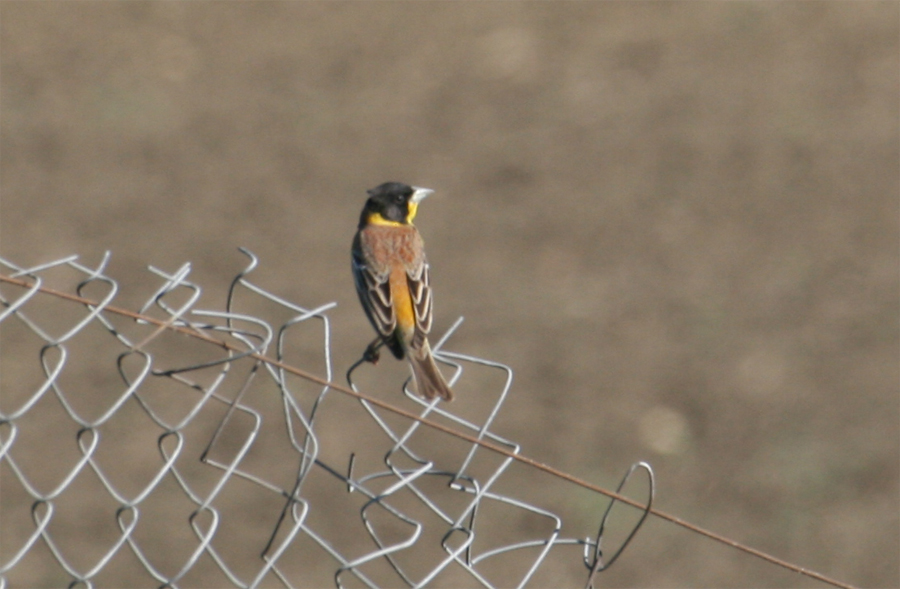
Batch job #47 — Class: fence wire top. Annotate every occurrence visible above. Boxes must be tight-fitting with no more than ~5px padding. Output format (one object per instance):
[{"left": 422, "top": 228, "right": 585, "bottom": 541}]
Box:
[{"left": 0, "top": 251, "right": 655, "bottom": 589}]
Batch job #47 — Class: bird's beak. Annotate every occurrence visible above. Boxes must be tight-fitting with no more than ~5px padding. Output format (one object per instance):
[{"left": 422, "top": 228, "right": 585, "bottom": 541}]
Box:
[{"left": 411, "top": 187, "right": 434, "bottom": 204}]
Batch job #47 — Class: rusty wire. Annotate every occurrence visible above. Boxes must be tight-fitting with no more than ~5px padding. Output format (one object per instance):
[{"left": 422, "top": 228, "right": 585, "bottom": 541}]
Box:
[{"left": 0, "top": 250, "right": 856, "bottom": 589}]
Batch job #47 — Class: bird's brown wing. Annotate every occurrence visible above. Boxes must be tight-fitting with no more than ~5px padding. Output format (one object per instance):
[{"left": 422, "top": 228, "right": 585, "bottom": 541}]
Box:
[
  {"left": 406, "top": 256, "right": 433, "bottom": 352},
  {"left": 352, "top": 232, "right": 395, "bottom": 339}
]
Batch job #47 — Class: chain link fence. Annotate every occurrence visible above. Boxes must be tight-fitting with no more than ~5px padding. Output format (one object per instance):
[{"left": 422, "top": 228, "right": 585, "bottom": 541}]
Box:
[{"left": 0, "top": 251, "right": 651, "bottom": 588}]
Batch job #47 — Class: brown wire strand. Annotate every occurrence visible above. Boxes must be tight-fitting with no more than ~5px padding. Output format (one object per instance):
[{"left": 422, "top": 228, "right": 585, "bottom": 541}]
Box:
[{"left": 0, "top": 273, "right": 858, "bottom": 589}]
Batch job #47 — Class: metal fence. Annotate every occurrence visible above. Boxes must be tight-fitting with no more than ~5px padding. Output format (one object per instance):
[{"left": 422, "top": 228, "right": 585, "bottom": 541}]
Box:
[{"left": 0, "top": 250, "right": 652, "bottom": 588}]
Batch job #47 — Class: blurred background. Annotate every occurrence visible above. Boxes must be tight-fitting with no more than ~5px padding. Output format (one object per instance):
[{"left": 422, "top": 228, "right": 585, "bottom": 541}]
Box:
[{"left": 1, "top": 2, "right": 897, "bottom": 587}]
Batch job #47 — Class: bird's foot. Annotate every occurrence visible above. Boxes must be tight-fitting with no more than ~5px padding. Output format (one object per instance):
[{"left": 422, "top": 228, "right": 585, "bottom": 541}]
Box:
[{"left": 363, "top": 343, "right": 381, "bottom": 364}]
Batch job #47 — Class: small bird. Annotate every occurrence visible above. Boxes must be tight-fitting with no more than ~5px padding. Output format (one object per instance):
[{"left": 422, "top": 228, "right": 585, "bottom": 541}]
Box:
[{"left": 351, "top": 182, "right": 453, "bottom": 401}]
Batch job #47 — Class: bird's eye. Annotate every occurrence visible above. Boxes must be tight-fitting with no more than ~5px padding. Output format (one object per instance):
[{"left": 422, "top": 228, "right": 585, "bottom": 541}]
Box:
[{"left": 395, "top": 195, "right": 404, "bottom": 204}]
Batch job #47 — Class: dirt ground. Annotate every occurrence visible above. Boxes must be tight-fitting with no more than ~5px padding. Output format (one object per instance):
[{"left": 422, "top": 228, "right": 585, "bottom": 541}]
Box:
[{"left": 1, "top": 2, "right": 897, "bottom": 587}]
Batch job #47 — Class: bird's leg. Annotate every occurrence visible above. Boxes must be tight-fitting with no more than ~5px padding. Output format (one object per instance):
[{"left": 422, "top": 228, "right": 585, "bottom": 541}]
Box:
[{"left": 363, "top": 337, "right": 385, "bottom": 364}]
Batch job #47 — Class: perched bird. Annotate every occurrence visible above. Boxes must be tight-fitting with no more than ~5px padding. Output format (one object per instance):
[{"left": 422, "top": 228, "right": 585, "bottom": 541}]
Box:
[{"left": 351, "top": 182, "right": 453, "bottom": 401}]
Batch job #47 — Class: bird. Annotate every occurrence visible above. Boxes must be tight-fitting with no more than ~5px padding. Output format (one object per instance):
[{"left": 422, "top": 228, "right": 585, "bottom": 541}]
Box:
[{"left": 351, "top": 181, "right": 453, "bottom": 401}]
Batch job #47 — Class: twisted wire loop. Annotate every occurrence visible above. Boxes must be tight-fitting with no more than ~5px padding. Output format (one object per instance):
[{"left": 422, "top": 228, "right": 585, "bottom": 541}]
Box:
[{"left": 0, "top": 251, "right": 648, "bottom": 588}]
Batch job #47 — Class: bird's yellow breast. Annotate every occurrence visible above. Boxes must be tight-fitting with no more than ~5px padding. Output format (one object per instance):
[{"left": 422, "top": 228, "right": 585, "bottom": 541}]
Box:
[{"left": 389, "top": 266, "right": 415, "bottom": 336}]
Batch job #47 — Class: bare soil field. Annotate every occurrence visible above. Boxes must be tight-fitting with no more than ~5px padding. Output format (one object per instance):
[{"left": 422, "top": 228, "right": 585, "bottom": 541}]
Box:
[{"left": 2, "top": 3, "right": 897, "bottom": 587}]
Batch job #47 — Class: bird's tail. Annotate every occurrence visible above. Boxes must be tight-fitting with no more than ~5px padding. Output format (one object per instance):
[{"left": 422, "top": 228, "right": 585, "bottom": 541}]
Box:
[{"left": 408, "top": 341, "right": 453, "bottom": 401}]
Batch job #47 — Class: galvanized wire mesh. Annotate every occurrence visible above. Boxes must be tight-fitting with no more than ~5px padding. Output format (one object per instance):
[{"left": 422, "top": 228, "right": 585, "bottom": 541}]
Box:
[{"left": 0, "top": 251, "right": 651, "bottom": 588}]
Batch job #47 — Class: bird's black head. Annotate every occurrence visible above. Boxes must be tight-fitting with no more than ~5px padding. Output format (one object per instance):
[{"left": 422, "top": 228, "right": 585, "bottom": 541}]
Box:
[{"left": 359, "top": 182, "right": 433, "bottom": 228}]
